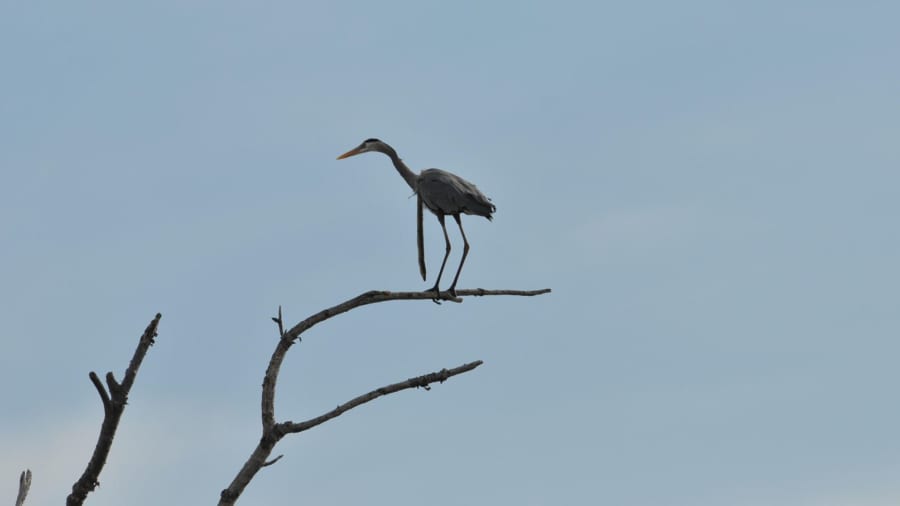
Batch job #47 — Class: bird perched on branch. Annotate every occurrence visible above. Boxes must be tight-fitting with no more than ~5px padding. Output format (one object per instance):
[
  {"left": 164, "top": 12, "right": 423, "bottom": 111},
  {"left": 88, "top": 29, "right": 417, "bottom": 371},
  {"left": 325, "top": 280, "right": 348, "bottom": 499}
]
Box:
[{"left": 337, "top": 138, "right": 495, "bottom": 297}]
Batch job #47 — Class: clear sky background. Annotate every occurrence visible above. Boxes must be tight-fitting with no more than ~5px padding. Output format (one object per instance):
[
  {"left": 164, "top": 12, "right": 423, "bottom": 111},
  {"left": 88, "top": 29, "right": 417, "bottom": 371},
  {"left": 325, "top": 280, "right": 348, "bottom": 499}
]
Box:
[{"left": 2, "top": 1, "right": 899, "bottom": 505}]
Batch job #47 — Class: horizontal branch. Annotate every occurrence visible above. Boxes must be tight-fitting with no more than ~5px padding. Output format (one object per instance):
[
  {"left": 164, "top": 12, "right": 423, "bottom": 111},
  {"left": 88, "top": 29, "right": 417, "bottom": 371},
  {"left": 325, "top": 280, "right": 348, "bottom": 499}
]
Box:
[
  {"left": 283, "top": 288, "right": 551, "bottom": 342},
  {"left": 279, "top": 360, "right": 484, "bottom": 434}
]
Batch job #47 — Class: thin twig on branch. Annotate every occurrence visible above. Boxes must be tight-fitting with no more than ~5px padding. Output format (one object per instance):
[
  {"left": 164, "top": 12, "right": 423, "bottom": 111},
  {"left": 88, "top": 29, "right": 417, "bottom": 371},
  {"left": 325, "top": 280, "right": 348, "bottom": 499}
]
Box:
[
  {"left": 261, "top": 455, "right": 284, "bottom": 468},
  {"left": 15, "top": 469, "right": 31, "bottom": 506},
  {"left": 271, "top": 305, "right": 285, "bottom": 338},
  {"left": 279, "top": 361, "right": 483, "bottom": 434},
  {"left": 66, "top": 313, "right": 162, "bottom": 506}
]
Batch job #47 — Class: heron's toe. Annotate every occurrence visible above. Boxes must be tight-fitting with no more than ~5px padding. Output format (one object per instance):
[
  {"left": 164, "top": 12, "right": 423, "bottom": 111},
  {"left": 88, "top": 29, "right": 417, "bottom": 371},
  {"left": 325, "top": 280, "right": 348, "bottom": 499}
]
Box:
[{"left": 427, "top": 285, "right": 442, "bottom": 304}]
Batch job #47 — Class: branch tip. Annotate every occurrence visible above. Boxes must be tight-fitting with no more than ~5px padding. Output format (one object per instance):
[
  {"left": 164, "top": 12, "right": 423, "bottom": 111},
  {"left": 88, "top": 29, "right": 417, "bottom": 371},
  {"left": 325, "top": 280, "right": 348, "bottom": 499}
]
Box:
[
  {"left": 89, "top": 371, "right": 111, "bottom": 410},
  {"left": 272, "top": 305, "right": 286, "bottom": 338},
  {"left": 16, "top": 469, "right": 32, "bottom": 506},
  {"left": 105, "top": 372, "right": 123, "bottom": 398},
  {"left": 142, "top": 313, "right": 162, "bottom": 346}
]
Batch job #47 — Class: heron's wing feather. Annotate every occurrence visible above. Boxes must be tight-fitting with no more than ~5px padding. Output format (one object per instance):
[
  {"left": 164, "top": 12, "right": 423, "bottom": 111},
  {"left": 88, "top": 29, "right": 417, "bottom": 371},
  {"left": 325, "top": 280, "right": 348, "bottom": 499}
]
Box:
[
  {"left": 417, "top": 194, "right": 426, "bottom": 281},
  {"left": 418, "top": 168, "right": 495, "bottom": 219}
]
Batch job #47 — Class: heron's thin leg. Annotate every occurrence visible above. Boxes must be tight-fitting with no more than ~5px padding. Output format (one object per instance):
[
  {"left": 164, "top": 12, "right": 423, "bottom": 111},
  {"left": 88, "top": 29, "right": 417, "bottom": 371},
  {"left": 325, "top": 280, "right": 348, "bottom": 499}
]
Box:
[
  {"left": 447, "top": 214, "right": 470, "bottom": 296},
  {"left": 430, "top": 214, "right": 452, "bottom": 295}
]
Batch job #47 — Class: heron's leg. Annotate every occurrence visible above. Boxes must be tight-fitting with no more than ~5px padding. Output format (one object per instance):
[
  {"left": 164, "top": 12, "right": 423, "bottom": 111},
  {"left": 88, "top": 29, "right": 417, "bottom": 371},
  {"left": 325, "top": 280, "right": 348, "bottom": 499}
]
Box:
[
  {"left": 447, "top": 214, "right": 470, "bottom": 297},
  {"left": 429, "top": 214, "right": 452, "bottom": 297}
]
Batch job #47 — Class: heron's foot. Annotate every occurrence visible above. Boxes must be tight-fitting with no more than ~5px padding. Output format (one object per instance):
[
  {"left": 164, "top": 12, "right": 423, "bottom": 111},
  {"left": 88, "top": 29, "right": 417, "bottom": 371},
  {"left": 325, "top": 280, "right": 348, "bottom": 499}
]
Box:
[
  {"left": 447, "top": 285, "right": 458, "bottom": 298},
  {"left": 427, "top": 285, "right": 442, "bottom": 305}
]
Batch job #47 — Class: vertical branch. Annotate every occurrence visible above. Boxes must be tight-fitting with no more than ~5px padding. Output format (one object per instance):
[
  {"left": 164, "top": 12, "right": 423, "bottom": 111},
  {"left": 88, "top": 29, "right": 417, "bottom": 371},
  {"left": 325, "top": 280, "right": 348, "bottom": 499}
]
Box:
[
  {"left": 15, "top": 469, "right": 32, "bottom": 506},
  {"left": 66, "top": 313, "right": 161, "bottom": 506},
  {"left": 218, "top": 308, "right": 297, "bottom": 504}
]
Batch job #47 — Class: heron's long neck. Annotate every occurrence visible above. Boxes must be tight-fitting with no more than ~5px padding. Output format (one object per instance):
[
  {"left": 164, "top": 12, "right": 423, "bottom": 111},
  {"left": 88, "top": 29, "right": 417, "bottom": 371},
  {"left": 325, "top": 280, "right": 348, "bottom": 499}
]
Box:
[{"left": 382, "top": 146, "right": 418, "bottom": 190}]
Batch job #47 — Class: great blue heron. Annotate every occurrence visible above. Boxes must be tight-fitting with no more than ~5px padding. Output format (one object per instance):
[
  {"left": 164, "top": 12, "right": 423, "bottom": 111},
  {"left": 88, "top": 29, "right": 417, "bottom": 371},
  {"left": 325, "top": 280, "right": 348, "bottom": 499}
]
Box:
[{"left": 337, "top": 138, "right": 495, "bottom": 297}]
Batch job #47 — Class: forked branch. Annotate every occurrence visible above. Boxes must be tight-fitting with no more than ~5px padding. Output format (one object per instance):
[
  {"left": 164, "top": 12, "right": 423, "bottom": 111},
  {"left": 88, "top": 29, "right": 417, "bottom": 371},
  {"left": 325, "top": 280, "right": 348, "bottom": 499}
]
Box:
[
  {"left": 219, "top": 360, "right": 482, "bottom": 505},
  {"left": 261, "top": 288, "right": 549, "bottom": 427},
  {"left": 66, "top": 313, "right": 162, "bottom": 506},
  {"left": 219, "top": 287, "right": 549, "bottom": 505},
  {"left": 15, "top": 469, "right": 31, "bottom": 506}
]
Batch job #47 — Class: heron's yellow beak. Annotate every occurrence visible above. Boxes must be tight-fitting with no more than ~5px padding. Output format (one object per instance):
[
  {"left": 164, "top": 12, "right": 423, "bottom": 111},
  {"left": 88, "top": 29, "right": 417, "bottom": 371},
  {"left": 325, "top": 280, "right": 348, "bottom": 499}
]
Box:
[{"left": 336, "top": 146, "right": 364, "bottom": 160}]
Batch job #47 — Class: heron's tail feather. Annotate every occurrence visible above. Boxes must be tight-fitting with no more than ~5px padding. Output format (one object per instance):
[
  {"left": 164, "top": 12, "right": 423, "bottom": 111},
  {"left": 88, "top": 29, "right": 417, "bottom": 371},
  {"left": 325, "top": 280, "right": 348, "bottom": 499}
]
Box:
[
  {"left": 417, "top": 194, "right": 427, "bottom": 281},
  {"left": 469, "top": 199, "right": 496, "bottom": 221}
]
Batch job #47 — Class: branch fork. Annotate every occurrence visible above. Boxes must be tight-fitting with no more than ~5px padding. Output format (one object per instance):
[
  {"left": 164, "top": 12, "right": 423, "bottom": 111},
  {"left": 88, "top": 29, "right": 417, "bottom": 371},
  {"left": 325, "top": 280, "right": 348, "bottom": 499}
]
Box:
[{"left": 218, "top": 286, "right": 549, "bottom": 505}]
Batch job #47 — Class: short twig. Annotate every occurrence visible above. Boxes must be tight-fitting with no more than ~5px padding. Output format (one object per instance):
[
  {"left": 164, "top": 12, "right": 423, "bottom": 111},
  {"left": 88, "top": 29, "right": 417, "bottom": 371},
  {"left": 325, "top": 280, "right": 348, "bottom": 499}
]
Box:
[
  {"left": 261, "top": 455, "right": 284, "bottom": 468},
  {"left": 88, "top": 372, "right": 111, "bottom": 413},
  {"left": 271, "top": 305, "right": 286, "bottom": 338}
]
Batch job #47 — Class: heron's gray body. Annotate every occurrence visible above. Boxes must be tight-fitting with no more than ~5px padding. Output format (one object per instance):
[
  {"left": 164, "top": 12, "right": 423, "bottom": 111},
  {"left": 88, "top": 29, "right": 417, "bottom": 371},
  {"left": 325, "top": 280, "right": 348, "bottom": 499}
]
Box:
[
  {"left": 337, "top": 138, "right": 495, "bottom": 296},
  {"left": 417, "top": 168, "right": 495, "bottom": 220}
]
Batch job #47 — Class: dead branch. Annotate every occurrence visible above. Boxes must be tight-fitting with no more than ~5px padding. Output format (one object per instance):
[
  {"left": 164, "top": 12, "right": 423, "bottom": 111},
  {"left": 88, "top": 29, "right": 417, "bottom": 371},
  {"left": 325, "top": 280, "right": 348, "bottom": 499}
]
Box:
[
  {"left": 219, "top": 286, "right": 548, "bottom": 505},
  {"left": 218, "top": 360, "right": 482, "bottom": 505},
  {"left": 280, "top": 361, "right": 483, "bottom": 434},
  {"left": 263, "top": 288, "right": 549, "bottom": 430},
  {"left": 66, "top": 313, "right": 161, "bottom": 506},
  {"left": 15, "top": 469, "right": 31, "bottom": 506}
]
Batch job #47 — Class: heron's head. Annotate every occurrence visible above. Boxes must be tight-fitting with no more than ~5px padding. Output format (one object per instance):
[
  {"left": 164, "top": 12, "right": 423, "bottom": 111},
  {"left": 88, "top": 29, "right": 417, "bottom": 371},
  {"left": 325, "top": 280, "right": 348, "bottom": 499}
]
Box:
[{"left": 336, "top": 138, "right": 388, "bottom": 160}]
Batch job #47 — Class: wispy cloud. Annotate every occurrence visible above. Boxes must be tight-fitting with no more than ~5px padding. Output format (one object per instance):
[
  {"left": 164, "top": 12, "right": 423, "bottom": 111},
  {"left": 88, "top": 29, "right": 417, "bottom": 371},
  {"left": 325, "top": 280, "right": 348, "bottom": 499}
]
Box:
[{"left": 0, "top": 400, "right": 253, "bottom": 506}]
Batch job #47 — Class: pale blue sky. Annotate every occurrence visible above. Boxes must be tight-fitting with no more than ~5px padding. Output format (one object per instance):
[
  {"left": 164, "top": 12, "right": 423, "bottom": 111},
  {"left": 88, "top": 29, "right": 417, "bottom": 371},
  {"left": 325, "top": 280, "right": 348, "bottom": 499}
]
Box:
[{"left": 2, "top": 2, "right": 899, "bottom": 505}]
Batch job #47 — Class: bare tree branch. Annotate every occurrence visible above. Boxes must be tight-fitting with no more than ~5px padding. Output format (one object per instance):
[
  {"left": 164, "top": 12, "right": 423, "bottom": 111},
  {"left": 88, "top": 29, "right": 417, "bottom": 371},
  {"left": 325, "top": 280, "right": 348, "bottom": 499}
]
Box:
[
  {"left": 15, "top": 469, "right": 31, "bottom": 506},
  {"left": 66, "top": 313, "right": 162, "bottom": 506},
  {"left": 219, "top": 287, "right": 549, "bottom": 505},
  {"left": 263, "top": 288, "right": 549, "bottom": 430},
  {"left": 219, "top": 360, "right": 482, "bottom": 505},
  {"left": 280, "top": 361, "right": 483, "bottom": 434}
]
